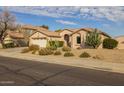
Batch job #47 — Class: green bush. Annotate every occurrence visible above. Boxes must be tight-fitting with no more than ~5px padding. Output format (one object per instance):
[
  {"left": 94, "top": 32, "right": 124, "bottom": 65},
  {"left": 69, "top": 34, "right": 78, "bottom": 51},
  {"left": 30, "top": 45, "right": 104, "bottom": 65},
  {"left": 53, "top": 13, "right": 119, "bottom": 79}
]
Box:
[
  {"left": 58, "top": 41, "right": 64, "bottom": 47},
  {"left": 3, "top": 43, "right": 14, "bottom": 48},
  {"left": 46, "top": 40, "right": 64, "bottom": 50},
  {"left": 64, "top": 52, "right": 74, "bottom": 57},
  {"left": 103, "top": 38, "right": 118, "bottom": 49},
  {"left": 62, "top": 46, "right": 71, "bottom": 52},
  {"left": 29, "top": 45, "right": 39, "bottom": 51},
  {"left": 47, "top": 46, "right": 57, "bottom": 50},
  {"left": 21, "top": 48, "right": 30, "bottom": 53},
  {"left": 46, "top": 40, "right": 57, "bottom": 50},
  {"left": 39, "top": 48, "right": 53, "bottom": 55},
  {"left": 54, "top": 50, "right": 62, "bottom": 55},
  {"left": 79, "top": 52, "right": 91, "bottom": 58}
]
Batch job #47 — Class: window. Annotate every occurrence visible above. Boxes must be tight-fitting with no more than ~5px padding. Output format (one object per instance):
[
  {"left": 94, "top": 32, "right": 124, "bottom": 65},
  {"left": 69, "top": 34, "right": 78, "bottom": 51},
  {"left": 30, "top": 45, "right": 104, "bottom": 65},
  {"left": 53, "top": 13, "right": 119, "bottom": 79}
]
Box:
[
  {"left": 77, "top": 36, "right": 81, "bottom": 44},
  {"left": 121, "top": 41, "right": 124, "bottom": 44}
]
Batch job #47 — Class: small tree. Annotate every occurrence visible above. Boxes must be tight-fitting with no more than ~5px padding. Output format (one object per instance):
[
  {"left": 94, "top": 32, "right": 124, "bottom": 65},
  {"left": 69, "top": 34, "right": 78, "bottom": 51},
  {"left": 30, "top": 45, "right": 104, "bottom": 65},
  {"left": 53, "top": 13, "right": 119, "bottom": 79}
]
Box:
[
  {"left": 0, "top": 9, "right": 16, "bottom": 45},
  {"left": 55, "top": 29, "right": 62, "bottom": 32},
  {"left": 40, "top": 25, "right": 49, "bottom": 29},
  {"left": 85, "top": 29, "right": 101, "bottom": 48}
]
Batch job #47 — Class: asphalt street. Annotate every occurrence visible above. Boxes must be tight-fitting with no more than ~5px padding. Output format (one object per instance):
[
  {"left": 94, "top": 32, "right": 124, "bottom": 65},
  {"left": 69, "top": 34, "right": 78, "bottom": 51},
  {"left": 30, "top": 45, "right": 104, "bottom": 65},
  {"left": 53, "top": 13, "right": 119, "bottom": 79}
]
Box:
[{"left": 0, "top": 56, "right": 124, "bottom": 86}]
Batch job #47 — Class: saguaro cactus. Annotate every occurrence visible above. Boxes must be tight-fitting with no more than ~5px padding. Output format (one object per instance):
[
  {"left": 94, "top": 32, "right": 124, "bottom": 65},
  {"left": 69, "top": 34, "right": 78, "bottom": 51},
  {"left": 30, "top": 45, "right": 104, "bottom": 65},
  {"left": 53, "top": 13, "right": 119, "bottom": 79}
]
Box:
[{"left": 85, "top": 29, "right": 101, "bottom": 48}]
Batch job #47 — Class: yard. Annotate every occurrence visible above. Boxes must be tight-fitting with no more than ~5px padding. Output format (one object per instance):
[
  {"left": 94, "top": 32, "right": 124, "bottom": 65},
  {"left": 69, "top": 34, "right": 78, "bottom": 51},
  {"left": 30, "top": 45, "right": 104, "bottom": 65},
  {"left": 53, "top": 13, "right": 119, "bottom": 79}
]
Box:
[
  {"left": 21, "top": 45, "right": 124, "bottom": 63},
  {"left": 71, "top": 49, "right": 124, "bottom": 63},
  {"left": 1, "top": 47, "right": 124, "bottom": 73}
]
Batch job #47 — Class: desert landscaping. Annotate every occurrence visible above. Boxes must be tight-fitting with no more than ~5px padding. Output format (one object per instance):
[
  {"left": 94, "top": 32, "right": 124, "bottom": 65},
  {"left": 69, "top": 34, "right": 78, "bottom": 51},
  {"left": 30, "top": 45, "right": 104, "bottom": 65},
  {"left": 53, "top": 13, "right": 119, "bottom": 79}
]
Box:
[{"left": 20, "top": 44, "right": 124, "bottom": 64}]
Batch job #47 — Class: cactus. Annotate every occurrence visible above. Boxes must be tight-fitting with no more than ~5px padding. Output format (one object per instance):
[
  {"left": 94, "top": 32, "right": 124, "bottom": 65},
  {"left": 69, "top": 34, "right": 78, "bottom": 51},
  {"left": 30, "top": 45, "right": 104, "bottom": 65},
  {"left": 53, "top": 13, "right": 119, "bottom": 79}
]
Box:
[{"left": 85, "top": 29, "right": 101, "bottom": 48}]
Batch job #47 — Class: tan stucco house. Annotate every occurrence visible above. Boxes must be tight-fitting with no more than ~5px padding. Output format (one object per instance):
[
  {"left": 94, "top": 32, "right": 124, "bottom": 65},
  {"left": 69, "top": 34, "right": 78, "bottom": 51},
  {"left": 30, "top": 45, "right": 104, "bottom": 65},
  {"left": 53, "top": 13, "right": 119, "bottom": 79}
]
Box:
[
  {"left": 3, "top": 31, "right": 27, "bottom": 47},
  {"left": 22, "top": 25, "right": 110, "bottom": 48},
  {"left": 115, "top": 36, "right": 124, "bottom": 49}
]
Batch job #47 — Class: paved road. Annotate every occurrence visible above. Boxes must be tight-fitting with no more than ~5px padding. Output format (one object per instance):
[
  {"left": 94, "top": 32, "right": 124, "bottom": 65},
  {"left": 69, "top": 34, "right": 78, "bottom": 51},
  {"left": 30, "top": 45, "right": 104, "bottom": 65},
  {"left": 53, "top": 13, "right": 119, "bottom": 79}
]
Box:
[{"left": 0, "top": 56, "right": 124, "bottom": 86}]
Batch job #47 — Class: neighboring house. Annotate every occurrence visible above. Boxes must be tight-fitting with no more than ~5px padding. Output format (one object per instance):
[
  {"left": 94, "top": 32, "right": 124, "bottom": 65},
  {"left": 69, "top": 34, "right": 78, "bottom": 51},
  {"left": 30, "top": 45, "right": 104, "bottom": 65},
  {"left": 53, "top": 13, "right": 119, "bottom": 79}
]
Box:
[
  {"left": 25, "top": 25, "right": 110, "bottom": 48},
  {"left": 115, "top": 36, "right": 124, "bottom": 49},
  {"left": 4, "top": 31, "right": 27, "bottom": 47}
]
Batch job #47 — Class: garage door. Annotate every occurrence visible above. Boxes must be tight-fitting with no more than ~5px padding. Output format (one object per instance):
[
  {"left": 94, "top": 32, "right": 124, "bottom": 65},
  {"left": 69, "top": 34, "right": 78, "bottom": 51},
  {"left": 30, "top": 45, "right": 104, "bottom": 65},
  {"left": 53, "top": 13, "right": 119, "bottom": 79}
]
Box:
[{"left": 31, "top": 39, "right": 47, "bottom": 47}]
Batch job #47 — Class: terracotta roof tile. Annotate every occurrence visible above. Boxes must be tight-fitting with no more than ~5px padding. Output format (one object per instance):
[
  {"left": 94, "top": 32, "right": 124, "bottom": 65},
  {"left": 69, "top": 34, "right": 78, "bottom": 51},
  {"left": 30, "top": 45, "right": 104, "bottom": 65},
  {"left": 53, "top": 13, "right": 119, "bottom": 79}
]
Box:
[
  {"left": 7, "top": 31, "right": 24, "bottom": 39},
  {"left": 22, "top": 25, "right": 60, "bottom": 37},
  {"left": 64, "top": 28, "right": 110, "bottom": 37}
]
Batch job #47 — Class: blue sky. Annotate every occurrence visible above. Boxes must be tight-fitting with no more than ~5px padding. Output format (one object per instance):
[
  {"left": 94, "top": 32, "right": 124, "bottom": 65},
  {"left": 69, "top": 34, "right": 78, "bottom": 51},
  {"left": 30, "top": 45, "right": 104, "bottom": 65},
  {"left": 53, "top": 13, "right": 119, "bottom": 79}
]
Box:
[{"left": 0, "top": 6, "right": 124, "bottom": 37}]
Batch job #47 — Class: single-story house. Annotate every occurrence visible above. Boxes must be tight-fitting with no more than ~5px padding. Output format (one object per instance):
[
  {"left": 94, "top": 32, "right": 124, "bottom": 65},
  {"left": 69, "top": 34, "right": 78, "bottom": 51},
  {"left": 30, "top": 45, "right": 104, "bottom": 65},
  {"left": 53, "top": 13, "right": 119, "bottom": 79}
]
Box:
[
  {"left": 21, "top": 25, "right": 61, "bottom": 47},
  {"left": 3, "top": 31, "right": 27, "bottom": 47},
  {"left": 59, "top": 28, "right": 110, "bottom": 48},
  {"left": 115, "top": 36, "right": 124, "bottom": 49},
  {"left": 25, "top": 25, "right": 110, "bottom": 48}
]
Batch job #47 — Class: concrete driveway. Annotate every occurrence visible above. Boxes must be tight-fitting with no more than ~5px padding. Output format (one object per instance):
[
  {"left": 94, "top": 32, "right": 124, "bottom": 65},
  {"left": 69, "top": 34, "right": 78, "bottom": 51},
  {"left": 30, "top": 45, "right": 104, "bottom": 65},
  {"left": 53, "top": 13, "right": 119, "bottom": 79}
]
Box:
[{"left": 0, "top": 56, "right": 124, "bottom": 86}]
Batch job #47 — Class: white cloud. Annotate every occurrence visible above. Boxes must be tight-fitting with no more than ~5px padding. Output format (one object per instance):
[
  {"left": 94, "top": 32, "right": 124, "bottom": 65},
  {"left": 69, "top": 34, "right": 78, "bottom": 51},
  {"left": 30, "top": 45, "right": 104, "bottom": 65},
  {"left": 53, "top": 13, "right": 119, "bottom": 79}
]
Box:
[
  {"left": 56, "top": 20, "right": 77, "bottom": 25},
  {"left": 0, "top": 6, "right": 124, "bottom": 22}
]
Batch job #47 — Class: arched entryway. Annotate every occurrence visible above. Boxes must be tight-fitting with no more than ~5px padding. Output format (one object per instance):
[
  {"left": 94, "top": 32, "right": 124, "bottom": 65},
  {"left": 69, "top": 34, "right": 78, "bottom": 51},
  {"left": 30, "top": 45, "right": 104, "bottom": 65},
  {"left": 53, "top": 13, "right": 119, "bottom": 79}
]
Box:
[{"left": 64, "top": 34, "right": 70, "bottom": 47}]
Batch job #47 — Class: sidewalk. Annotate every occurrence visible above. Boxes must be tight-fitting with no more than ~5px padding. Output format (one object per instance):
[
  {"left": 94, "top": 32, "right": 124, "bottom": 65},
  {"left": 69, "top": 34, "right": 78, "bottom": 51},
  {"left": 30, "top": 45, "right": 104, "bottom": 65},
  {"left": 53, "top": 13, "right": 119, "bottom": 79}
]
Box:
[{"left": 0, "top": 49, "right": 124, "bottom": 74}]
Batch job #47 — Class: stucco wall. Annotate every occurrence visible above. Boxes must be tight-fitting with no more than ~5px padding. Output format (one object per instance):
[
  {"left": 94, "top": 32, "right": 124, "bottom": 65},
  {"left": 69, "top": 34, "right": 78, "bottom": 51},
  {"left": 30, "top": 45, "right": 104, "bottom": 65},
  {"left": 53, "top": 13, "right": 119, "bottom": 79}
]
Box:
[
  {"left": 71, "top": 30, "right": 87, "bottom": 48},
  {"left": 47, "top": 37, "right": 62, "bottom": 41},
  {"left": 59, "top": 30, "right": 72, "bottom": 45},
  {"left": 29, "top": 32, "right": 48, "bottom": 46},
  {"left": 116, "top": 37, "right": 124, "bottom": 49},
  {"left": 29, "top": 32, "right": 61, "bottom": 47}
]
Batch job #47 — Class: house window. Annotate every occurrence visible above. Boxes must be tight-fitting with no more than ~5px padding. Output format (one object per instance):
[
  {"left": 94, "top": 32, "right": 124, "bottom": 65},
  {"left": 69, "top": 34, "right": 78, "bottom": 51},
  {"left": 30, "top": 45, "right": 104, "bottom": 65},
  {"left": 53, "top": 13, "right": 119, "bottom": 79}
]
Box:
[
  {"left": 77, "top": 36, "right": 81, "bottom": 44},
  {"left": 121, "top": 41, "right": 124, "bottom": 44}
]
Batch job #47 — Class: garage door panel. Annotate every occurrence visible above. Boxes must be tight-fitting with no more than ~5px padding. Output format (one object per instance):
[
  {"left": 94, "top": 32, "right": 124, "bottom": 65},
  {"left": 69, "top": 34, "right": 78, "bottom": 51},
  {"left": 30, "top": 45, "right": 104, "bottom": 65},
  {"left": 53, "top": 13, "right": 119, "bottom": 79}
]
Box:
[{"left": 31, "top": 39, "right": 47, "bottom": 47}]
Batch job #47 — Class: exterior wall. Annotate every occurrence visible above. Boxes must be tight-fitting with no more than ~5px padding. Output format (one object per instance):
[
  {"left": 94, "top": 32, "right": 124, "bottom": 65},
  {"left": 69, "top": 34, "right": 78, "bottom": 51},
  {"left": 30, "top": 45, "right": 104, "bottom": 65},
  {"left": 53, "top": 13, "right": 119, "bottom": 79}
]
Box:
[
  {"left": 47, "top": 37, "right": 62, "bottom": 41},
  {"left": 116, "top": 37, "right": 124, "bottom": 49},
  {"left": 71, "top": 30, "right": 109, "bottom": 49},
  {"left": 4, "top": 35, "right": 13, "bottom": 44},
  {"left": 71, "top": 30, "right": 87, "bottom": 48},
  {"left": 71, "top": 33, "right": 80, "bottom": 48},
  {"left": 29, "top": 32, "right": 61, "bottom": 47},
  {"left": 59, "top": 30, "right": 72, "bottom": 46}
]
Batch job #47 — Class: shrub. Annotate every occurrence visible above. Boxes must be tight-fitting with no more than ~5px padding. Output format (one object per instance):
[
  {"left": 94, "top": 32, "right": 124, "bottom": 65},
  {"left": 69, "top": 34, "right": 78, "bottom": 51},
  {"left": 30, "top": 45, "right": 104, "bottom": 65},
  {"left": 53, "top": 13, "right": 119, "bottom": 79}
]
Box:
[
  {"left": 39, "top": 48, "right": 53, "bottom": 55},
  {"left": 21, "top": 48, "right": 30, "bottom": 53},
  {"left": 54, "top": 50, "right": 62, "bottom": 55},
  {"left": 32, "top": 50, "right": 37, "bottom": 54},
  {"left": 92, "top": 55, "right": 104, "bottom": 60},
  {"left": 58, "top": 41, "right": 64, "bottom": 47},
  {"left": 79, "top": 52, "right": 90, "bottom": 58},
  {"left": 62, "top": 46, "right": 71, "bottom": 52},
  {"left": 103, "top": 38, "right": 118, "bottom": 49},
  {"left": 29, "top": 44, "right": 39, "bottom": 51},
  {"left": 64, "top": 52, "right": 74, "bottom": 57},
  {"left": 47, "top": 46, "right": 57, "bottom": 50},
  {"left": 46, "top": 40, "right": 64, "bottom": 50},
  {"left": 46, "top": 40, "right": 57, "bottom": 50},
  {"left": 85, "top": 29, "right": 101, "bottom": 48},
  {"left": 3, "top": 43, "right": 14, "bottom": 48}
]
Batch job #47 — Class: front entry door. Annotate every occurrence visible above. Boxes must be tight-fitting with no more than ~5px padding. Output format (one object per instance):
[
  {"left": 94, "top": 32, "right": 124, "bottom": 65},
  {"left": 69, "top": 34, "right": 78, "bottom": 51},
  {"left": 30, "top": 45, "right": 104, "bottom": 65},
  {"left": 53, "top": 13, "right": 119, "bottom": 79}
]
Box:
[{"left": 64, "top": 34, "right": 70, "bottom": 47}]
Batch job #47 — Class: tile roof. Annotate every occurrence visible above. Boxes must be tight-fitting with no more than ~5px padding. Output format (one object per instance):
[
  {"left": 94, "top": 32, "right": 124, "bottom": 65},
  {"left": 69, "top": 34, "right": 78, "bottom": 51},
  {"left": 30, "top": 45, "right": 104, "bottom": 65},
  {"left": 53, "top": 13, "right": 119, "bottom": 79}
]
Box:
[
  {"left": 7, "top": 31, "right": 24, "bottom": 39},
  {"left": 22, "top": 25, "right": 60, "bottom": 37},
  {"left": 63, "top": 28, "right": 110, "bottom": 37}
]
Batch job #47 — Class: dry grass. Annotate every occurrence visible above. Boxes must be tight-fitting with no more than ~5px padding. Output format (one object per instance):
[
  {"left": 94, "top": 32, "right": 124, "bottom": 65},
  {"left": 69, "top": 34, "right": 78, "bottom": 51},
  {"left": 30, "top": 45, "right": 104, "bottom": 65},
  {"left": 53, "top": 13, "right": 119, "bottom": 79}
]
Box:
[{"left": 71, "top": 49, "right": 124, "bottom": 63}]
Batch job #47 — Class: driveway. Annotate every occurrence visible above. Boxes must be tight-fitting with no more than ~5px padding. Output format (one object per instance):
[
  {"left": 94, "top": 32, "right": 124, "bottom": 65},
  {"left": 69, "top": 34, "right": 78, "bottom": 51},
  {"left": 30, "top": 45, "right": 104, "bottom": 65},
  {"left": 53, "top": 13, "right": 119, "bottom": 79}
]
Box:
[{"left": 0, "top": 56, "right": 124, "bottom": 86}]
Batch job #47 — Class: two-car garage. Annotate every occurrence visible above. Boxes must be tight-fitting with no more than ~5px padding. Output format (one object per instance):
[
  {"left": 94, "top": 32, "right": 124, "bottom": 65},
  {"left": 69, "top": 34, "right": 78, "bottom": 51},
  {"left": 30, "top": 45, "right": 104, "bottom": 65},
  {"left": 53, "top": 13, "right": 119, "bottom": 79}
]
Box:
[
  {"left": 31, "top": 38, "right": 47, "bottom": 47},
  {"left": 29, "top": 31, "right": 48, "bottom": 47}
]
